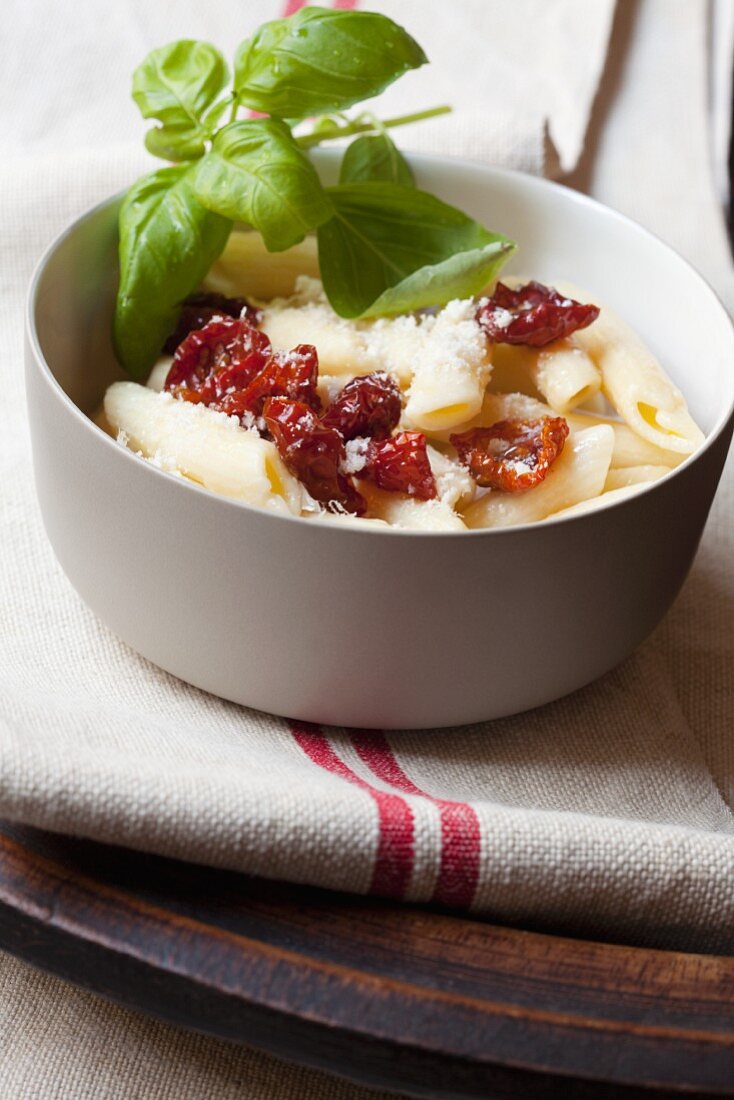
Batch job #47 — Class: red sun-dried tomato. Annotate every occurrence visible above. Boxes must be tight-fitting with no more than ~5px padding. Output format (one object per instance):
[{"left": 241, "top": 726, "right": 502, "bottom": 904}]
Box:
[
  {"left": 357, "top": 431, "right": 437, "bottom": 500},
  {"left": 451, "top": 417, "right": 569, "bottom": 492},
  {"left": 321, "top": 372, "right": 402, "bottom": 441},
  {"left": 476, "top": 281, "right": 599, "bottom": 347},
  {"left": 264, "top": 397, "right": 366, "bottom": 515},
  {"left": 163, "top": 292, "right": 261, "bottom": 354},
  {"left": 164, "top": 319, "right": 271, "bottom": 402},
  {"left": 218, "top": 344, "right": 321, "bottom": 422}
]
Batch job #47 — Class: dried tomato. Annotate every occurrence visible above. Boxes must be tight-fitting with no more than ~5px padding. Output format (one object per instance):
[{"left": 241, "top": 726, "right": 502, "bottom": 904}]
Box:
[
  {"left": 451, "top": 417, "right": 569, "bottom": 492},
  {"left": 358, "top": 431, "right": 437, "bottom": 500},
  {"left": 163, "top": 292, "right": 261, "bottom": 354},
  {"left": 164, "top": 319, "right": 271, "bottom": 402},
  {"left": 218, "top": 344, "right": 321, "bottom": 422},
  {"left": 321, "top": 372, "right": 402, "bottom": 441},
  {"left": 476, "top": 281, "right": 599, "bottom": 347},
  {"left": 263, "top": 397, "right": 366, "bottom": 515}
]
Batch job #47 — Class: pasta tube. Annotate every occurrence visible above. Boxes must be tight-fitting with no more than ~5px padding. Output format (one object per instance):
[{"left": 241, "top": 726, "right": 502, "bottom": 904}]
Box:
[
  {"left": 565, "top": 411, "right": 685, "bottom": 468},
  {"left": 480, "top": 391, "right": 553, "bottom": 424},
  {"left": 604, "top": 464, "right": 671, "bottom": 492},
  {"left": 528, "top": 339, "right": 601, "bottom": 413},
  {"left": 490, "top": 341, "right": 600, "bottom": 413},
  {"left": 105, "top": 382, "right": 304, "bottom": 515},
  {"left": 361, "top": 484, "right": 466, "bottom": 530},
  {"left": 425, "top": 390, "right": 553, "bottom": 444},
  {"left": 261, "top": 280, "right": 372, "bottom": 377},
  {"left": 554, "top": 280, "right": 704, "bottom": 454},
  {"left": 362, "top": 314, "right": 427, "bottom": 386},
  {"left": 403, "top": 300, "right": 492, "bottom": 432},
  {"left": 547, "top": 481, "right": 660, "bottom": 520},
  {"left": 203, "top": 230, "right": 320, "bottom": 300},
  {"left": 463, "top": 425, "right": 614, "bottom": 529}
]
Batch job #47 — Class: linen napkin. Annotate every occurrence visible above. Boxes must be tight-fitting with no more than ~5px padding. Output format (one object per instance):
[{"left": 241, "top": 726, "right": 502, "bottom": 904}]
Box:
[
  {"left": 5, "top": 0, "right": 615, "bottom": 175},
  {"left": 5, "top": 0, "right": 734, "bottom": 960}
]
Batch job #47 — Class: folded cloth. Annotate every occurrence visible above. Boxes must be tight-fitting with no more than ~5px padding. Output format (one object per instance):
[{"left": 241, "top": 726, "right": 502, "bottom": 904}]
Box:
[
  {"left": 4, "top": 0, "right": 734, "bottom": 961},
  {"left": 4, "top": 0, "right": 615, "bottom": 175}
]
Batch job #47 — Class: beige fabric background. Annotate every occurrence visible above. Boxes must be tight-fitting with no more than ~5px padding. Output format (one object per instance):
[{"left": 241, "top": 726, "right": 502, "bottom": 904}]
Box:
[{"left": 2, "top": 0, "right": 734, "bottom": 1097}]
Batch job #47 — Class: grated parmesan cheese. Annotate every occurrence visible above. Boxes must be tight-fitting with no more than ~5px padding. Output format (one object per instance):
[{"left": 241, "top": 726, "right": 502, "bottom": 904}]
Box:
[
  {"left": 260, "top": 279, "right": 490, "bottom": 403},
  {"left": 341, "top": 437, "right": 371, "bottom": 475}
]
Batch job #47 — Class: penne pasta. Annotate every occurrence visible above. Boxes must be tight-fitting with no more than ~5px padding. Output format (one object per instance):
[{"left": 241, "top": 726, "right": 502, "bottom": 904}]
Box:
[
  {"left": 490, "top": 340, "right": 600, "bottom": 413},
  {"left": 565, "top": 410, "right": 685, "bottom": 468},
  {"left": 480, "top": 391, "right": 554, "bottom": 424},
  {"left": 553, "top": 280, "right": 704, "bottom": 454},
  {"left": 425, "top": 390, "right": 553, "bottom": 444},
  {"left": 361, "top": 483, "right": 466, "bottom": 530},
  {"left": 118, "top": 267, "right": 704, "bottom": 532},
  {"left": 203, "top": 230, "right": 320, "bottom": 301},
  {"left": 462, "top": 425, "right": 614, "bottom": 528},
  {"left": 362, "top": 314, "right": 427, "bottom": 386},
  {"left": 261, "top": 283, "right": 373, "bottom": 378},
  {"left": 104, "top": 382, "right": 305, "bottom": 515},
  {"left": 263, "top": 280, "right": 488, "bottom": 389},
  {"left": 484, "top": 338, "right": 598, "bottom": 413},
  {"left": 604, "top": 464, "right": 671, "bottom": 492},
  {"left": 402, "top": 300, "right": 492, "bottom": 432},
  {"left": 528, "top": 338, "right": 601, "bottom": 413},
  {"left": 546, "top": 481, "right": 660, "bottom": 520}
]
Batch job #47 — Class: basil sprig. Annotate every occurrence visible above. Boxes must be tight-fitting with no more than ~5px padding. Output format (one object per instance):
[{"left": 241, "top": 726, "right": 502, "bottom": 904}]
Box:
[{"left": 115, "top": 6, "right": 514, "bottom": 378}]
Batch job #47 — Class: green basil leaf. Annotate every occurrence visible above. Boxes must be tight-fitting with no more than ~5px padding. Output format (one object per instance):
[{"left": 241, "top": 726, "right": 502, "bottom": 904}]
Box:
[
  {"left": 234, "top": 7, "right": 426, "bottom": 120},
  {"left": 113, "top": 164, "right": 232, "bottom": 378},
  {"left": 316, "top": 182, "right": 515, "bottom": 318},
  {"left": 360, "top": 241, "right": 515, "bottom": 318},
  {"left": 132, "top": 40, "right": 230, "bottom": 162},
  {"left": 340, "top": 133, "right": 414, "bottom": 186},
  {"left": 194, "top": 119, "right": 333, "bottom": 252}
]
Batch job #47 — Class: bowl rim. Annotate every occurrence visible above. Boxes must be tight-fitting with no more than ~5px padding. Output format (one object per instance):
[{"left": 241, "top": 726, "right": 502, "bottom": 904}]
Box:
[{"left": 26, "top": 151, "right": 734, "bottom": 539}]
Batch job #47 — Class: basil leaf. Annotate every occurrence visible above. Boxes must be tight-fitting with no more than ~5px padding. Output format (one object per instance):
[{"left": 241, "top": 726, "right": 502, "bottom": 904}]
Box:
[
  {"left": 360, "top": 241, "right": 514, "bottom": 318},
  {"left": 132, "top": 40, "right": 230, "bottom": 162},
  {"left": 317, "top": 182, "right": 515, "bottom": 319},
  {"left": 340, "top": 133, "right": 414, "bottom": 186},
  {"left": 194, "top": 119, "right": 333, "bottom": 252},
  {"left": 234, "top": 7, "right": 426, "bottom": 120},
  {"left": 113, "top": 165, "right": 232, "bottom": 378}
]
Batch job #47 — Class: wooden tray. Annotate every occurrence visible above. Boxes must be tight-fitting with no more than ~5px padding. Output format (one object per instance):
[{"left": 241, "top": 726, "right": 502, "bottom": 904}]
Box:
[{"left": 1, "top": 819, "right": 733, "bottom": 1099}]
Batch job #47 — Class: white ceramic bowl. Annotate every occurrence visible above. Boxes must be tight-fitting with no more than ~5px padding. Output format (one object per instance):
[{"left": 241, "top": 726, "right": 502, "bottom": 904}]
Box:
[{"left": 26, "top": 153, "right": 734, "bottom": 729}]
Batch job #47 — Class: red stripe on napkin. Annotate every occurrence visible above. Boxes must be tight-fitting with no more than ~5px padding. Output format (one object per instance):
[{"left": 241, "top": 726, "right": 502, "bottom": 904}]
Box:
[
  {"left": 351, "top": 731, "right": 481, "bottom": 908},
  {"left": 290, "top": 723, "right": 414, "bottom": 899}
]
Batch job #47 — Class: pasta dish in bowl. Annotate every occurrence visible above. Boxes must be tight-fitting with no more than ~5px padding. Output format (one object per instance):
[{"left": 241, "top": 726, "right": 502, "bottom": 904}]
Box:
[
  {"left": 25, "top": 153, "right": 734, "bottom": 727},
  {"left": 100, "top": 227, "right": 705, "bottom": 531}
]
